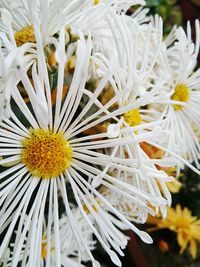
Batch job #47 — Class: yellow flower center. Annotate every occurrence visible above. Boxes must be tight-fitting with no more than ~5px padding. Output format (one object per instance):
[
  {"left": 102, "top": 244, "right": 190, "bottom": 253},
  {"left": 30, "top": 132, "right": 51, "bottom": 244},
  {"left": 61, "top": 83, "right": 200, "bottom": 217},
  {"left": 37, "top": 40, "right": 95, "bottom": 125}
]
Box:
[
  {"left": 41, "top": 236, "right": 54, "bottom": 258},
  {"left": 171, "top": 83, "right": 190, "bottom": 111},
  {"left": 123, "top": 109, "right": 142, "bottom": 127},
  {"left": 83, "top": 200, "right": 101, "bottom": 214},
  {"left": 14, "top": 25, "right": 35, "bottom": 47},
  {"left": 21, "top": 129, "right": 72, "bottom": 179},
  {"left": 93, "top": 0, "right": 101, "bottom": 5}
]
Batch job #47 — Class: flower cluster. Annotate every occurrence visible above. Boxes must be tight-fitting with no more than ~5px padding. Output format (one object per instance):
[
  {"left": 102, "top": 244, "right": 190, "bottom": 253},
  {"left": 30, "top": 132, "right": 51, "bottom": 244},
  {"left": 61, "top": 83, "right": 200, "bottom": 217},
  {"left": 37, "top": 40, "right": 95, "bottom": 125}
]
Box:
[
  {"left": 148, "top": 205, "right": 200, "bottom": 259},
  {"left": 0, "top": 0, "right": 200, "bottom": 266}
]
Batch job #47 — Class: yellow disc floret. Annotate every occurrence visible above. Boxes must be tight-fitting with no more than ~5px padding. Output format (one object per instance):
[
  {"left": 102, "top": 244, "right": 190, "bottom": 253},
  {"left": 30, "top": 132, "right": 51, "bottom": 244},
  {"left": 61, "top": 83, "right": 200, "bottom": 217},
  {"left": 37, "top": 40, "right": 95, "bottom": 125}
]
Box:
[
  {"left": 41, "top": 236, "right": 54, "bottom": 258},
  {"left": 21, "top": 129, "right": 72, "bottom": 179},
  {"left": 14, "top": 25, "right": 35, "bottom": 47},
  {"left": 93, "top": 0, "right": 101, "bottom": 5},
  {"left": 123, "top": 109, "right": 142, "bottom": 127},
  {"left": 171, "top": 83, "right": 190, "bottom": 111}
]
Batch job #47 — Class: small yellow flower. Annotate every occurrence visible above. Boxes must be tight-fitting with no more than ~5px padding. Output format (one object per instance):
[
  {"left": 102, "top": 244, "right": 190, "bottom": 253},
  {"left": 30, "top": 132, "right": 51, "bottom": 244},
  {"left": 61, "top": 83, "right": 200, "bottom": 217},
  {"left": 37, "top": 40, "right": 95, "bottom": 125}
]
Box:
[{"left": 148, "top": 205, "right": 200, "bottom": 259}]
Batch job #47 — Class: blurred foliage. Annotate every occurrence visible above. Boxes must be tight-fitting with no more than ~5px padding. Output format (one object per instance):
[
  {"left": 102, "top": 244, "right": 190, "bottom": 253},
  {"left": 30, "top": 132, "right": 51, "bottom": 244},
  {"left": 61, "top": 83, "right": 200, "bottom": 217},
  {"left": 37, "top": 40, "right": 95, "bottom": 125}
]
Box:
[{"left": 146, "top": 0, "right": 182, "bottom": 33}]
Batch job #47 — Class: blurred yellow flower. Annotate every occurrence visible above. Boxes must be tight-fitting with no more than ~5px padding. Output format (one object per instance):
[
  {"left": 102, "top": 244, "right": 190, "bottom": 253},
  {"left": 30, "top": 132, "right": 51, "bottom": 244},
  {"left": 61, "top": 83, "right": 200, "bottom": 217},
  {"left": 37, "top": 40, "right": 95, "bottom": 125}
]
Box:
[
  {"left": 166, "top": 179, "right": 182, "bottom": 193},
  {"left": 148, "top": 205, "right": 200, "bottom": 259}
]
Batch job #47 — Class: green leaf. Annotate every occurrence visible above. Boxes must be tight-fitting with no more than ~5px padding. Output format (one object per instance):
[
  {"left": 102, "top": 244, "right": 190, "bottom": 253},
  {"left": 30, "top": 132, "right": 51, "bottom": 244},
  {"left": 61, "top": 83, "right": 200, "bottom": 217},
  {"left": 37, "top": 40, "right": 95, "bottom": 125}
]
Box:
[{"left": 146, "top": 0, "right": 161, "bottom": 7}]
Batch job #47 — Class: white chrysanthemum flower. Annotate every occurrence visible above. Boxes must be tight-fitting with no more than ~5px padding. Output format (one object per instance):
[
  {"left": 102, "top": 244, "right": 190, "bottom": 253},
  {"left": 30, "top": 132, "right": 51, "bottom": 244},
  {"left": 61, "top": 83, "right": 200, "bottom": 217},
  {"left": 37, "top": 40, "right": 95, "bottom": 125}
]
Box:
[
  {"left": 6, "top": 213, "right": 92, "bottom": 267},
  {"left": 59, "top": 209, "right": 96, "bottom": 264},
  {"left": 1, "top": 3, "right": 198, "bottom": 267},
  {"left": 106, "top": 121, "right": 174, "bottom": 219},
  {"left": 154, "top": 20, "right": 200, "bottom": 167},
  {"left": 60, "top": 197, "right": 130, "bottom": 265},
  {"left": 0, "top": 0, "right": 146, "bottom": 124},
  {"left": 112, "top": 14, "right": 200, "bottom": 175},
  {"left": 0, "top": 0, "right": 98, "bottom": 47},
  {"left": 0, "top": 0, "right": 144, "bottom": 49},
  {"left": 97, "top": 14, "right": 177, "bottom": 219},
  {"left": 0, "top": 26, "right": 160, "bottom": 267}
]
